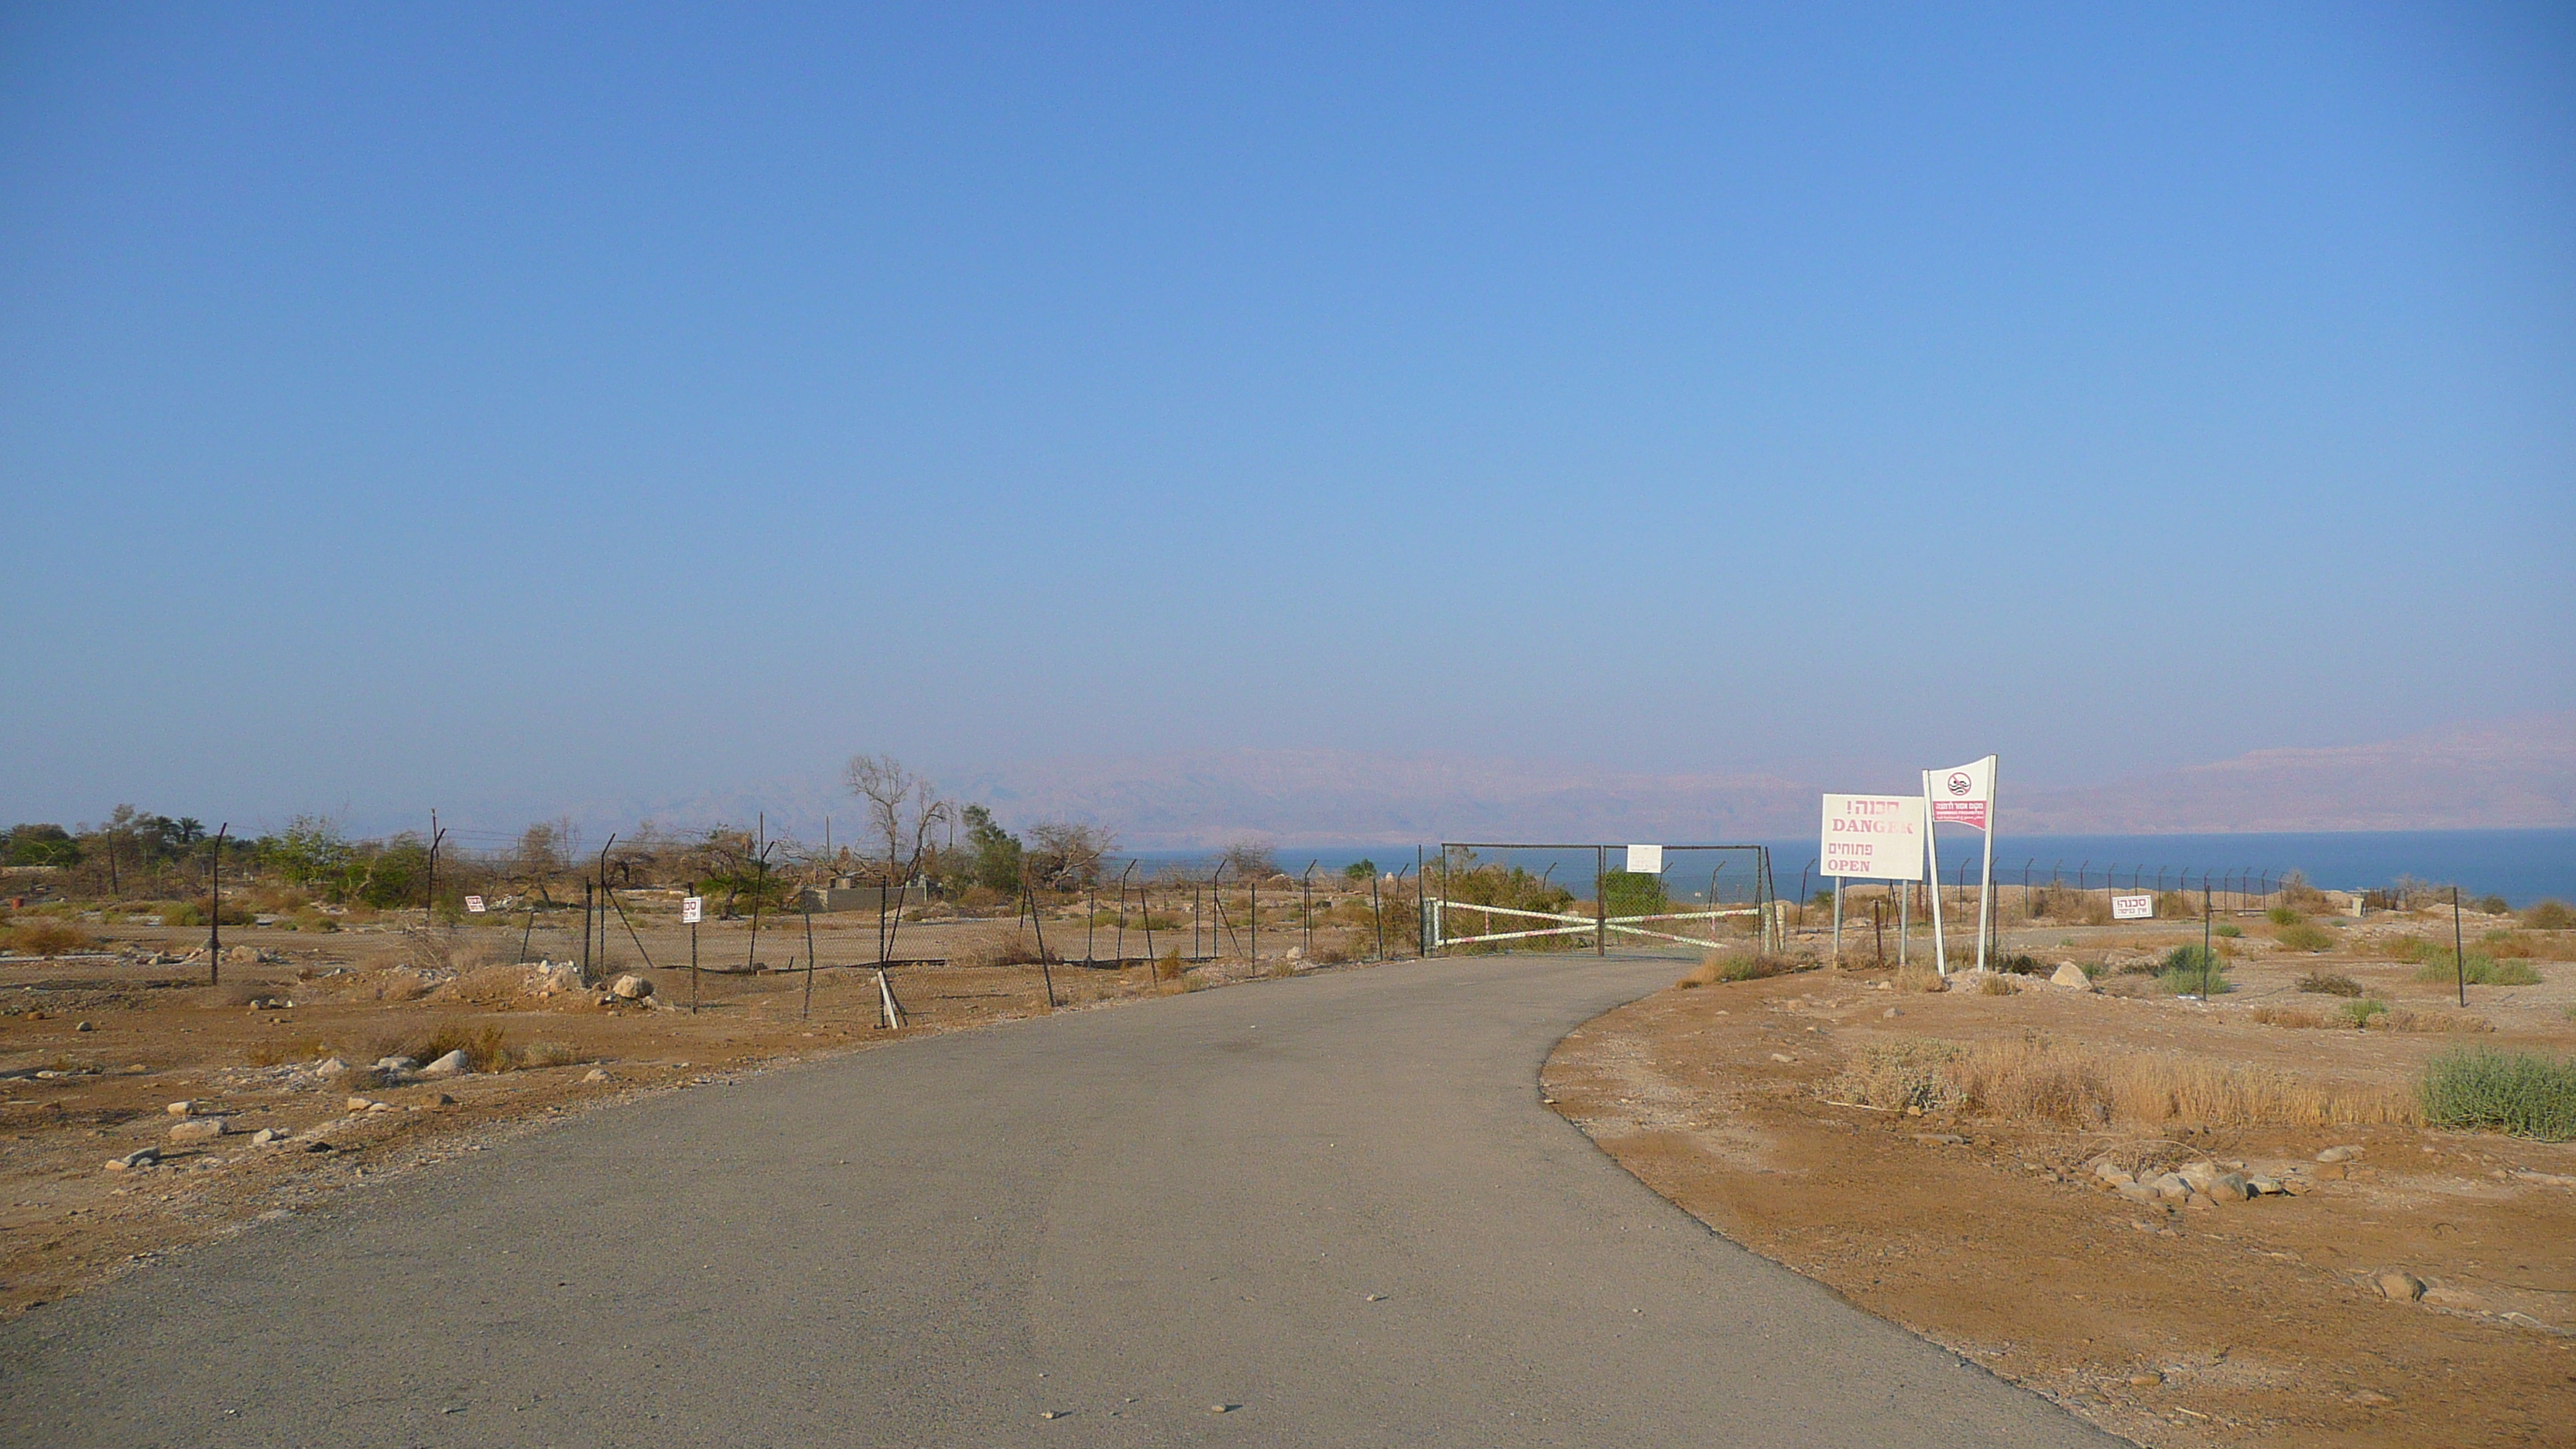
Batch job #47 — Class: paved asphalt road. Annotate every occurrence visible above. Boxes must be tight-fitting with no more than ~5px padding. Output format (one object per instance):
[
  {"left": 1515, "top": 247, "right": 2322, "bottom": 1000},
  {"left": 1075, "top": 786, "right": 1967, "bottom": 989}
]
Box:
[{"left": 0, "top": 951, "right": 2115, "bottom": 1447}]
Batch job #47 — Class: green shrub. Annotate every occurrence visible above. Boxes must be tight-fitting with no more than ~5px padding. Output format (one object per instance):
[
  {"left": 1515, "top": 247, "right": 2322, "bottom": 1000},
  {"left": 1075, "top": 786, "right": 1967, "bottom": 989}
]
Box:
[
  {"left": 2276, "top": 922, "right": 2338, "bottom": 953},
  {"left": 2267, "top": 906, "right": 2302, "bottom": 927},
  {"left": 2297, "top": 971, "right": 2363, "bottom": 997},
  {"left": 2413, "top": 951, "right": 2543, "bottom": 987},
  {"left": 2338, "top": 997, "right": 2388, "bottom": 1028},
  {"left": 2213, "top": 923, "right": 2242, "bottom": 938},
  {"left": 2420, "top": 1048, "right": 2576, "bottom": 1140},
  {"left": 2524, "top": 899, "right": 2574, "bottom": 931},
  {"left": 2475, "top": 895, "right": 2509, "bottom": 915},
  {"left": 2156, "top": 944, "right": 2231, "bottom": 995}
]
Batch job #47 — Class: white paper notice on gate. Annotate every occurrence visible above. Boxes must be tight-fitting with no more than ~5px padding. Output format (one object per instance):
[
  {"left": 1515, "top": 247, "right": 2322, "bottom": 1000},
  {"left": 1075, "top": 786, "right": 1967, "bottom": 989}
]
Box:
[
  {"left": 680, "top": 896, "right": 704, "bottom": 925},
  {"left": 1821, "top": 794, "right": 1927, "bottom": 879},
  {"left": 1625, "top": 844, "right": 1663, "bottom": 875},
  {"left": 2112, "top": 893, "right": 2154, "bottom": 921}
]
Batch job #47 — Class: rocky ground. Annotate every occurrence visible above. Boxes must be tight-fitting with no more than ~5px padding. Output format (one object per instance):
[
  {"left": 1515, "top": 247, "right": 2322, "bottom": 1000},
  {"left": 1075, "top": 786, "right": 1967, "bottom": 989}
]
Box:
[{"left": 1543, "top": 912, "right": 2576, "bottom": 1447}]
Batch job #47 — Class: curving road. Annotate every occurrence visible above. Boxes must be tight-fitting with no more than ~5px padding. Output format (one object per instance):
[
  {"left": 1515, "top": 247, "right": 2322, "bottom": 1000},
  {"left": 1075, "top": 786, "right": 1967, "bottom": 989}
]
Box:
[{"left": 0, "top": 951, "right": 2113, "bottom": 1447}]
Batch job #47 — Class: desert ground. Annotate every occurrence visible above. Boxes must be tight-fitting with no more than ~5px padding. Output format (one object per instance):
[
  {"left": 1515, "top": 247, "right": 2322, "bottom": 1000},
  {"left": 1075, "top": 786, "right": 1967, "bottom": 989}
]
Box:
[
  {"left": 1543, "top": 903, "right": 2576, "bottom": 1447},
  {"left": 0, "top": 893, "right": 1389, "bottom": 1321}
]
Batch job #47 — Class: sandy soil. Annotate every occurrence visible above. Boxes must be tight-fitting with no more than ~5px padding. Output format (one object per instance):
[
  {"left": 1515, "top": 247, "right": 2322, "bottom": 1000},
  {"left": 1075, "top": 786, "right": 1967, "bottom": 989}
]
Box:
[
  {"left": 1542, "top": 922, "right": 2576, "bottom": 1448},
  {"left": 0, "top": 904, "right": 1373, "bottom": 1321}
]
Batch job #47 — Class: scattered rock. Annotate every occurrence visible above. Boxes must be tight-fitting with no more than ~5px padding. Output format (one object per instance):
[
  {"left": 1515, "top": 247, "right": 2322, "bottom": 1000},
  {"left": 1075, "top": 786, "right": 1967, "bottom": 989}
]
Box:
[
  {"left": 2317, "top": 1145, "right": 2362, "bottom": 1163},
  {"left": 165, "top": 1100, "right": 195, "bottom": 1116},
  {"left": 345, "top": 1096, "right": 376, "bottom": 1112},
  {"left": 2205, "top": 1173, "right": 2253, "bottom": 1202},
  {"left": 1882, "top": 1006, "right": 1902, "bottom": 1018},
  {"left": 2049, "top": 963, "right": 2092, "bottom": 990},
  {"left": 2149, "top": 1172, "right": 2191, "bottom": 1201},
  {"left": 419, "top": 1050, "right": 471, "bottom": 1077},
  {"left": 425, "top": 1092, "right": 456, "bottom": 1107},
  {"left": 374, "top": 1056, "right": 418, "bottom": 1075},
  {"left": 2128, "top": 1372, "right": 2163, "bottom": 1388},
  {"left": 104, "top": 1147, "right": 161, "bottom": 1171},
  {"left": 313, "top": 1057, "right": 350, "bottom": 1077},
  {"left": 582, "top": 1068, "right": 611, "bottom": 1084},
  {"left": 74, "top": 1020, "right": 94, "bottom": 1032},
  {"left": 2376, "top": 1271, "right": 2427, "bottom": 1302},
  {"left": 169, "top": 1117, "right": 228, "bottom": 1142},
  {"left": 250, "top": 1127, "right": 286, "bottom": 1146},
  {"left": 1914, "top": 1132, "right": 1968, "bottom": 1146},
  {"left": 367, "top": 1101, "right": 396, "bottom": 1113},
  {"left": 610, "top": 975, "right": 653, "bottom": 1001},
  {"left": 2115, "top": 1183, "right": 2157, "bottom": 1204},
  {"left": 2248, "top": 1177, "right": 2285, "bottom": 1196},
  {"left": 1769, "top": 1053, "right": 1797, "bottom": 1064},
  {"left": 2348, "top": 1389, "right": 2395, "bottom": 1407}
]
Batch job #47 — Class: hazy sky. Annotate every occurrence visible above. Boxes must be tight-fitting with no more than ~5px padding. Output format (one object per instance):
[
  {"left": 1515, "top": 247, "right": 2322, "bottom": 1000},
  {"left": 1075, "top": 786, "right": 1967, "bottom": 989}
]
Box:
[{"left": 4, "top": 3, "right": 2571, "bottom": 834}]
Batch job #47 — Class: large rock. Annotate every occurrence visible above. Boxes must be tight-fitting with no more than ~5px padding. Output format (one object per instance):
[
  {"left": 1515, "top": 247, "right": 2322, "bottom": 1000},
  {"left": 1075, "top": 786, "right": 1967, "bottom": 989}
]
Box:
[
  {"left": 105, "top": 1147, "right": 162, "bottom": 1171},
  {"left": 418, "top": 1050, "right": 471, "bottom": 1077},
  {"left": 2317, "top": 1144, "right": 2362, "bottom": 1163},
  {"left": 610, "top": 974, "right": 653, "bottom": 1001},
  {"left": 2376, "top": 1271, "right": 2427, "bottom": 1302},
  {"left": 168, "top": 1117, "right": 228, "bottom": 1142},
  {"left": 2149, "top": 1171, "right": 2192, "bottom": 1201},
  {"left": 374, "top": 1056, "right": 418, "bottom": 1076},
  {"left": 2205, "top": 1173, "right": 2254, "bottom": 1202},
  {"left": 313, "top": 1057, "right": 350, "bottom": 1077},
  {"left": 2050, "top": 962, "right": 2092, "bottom": 990}
]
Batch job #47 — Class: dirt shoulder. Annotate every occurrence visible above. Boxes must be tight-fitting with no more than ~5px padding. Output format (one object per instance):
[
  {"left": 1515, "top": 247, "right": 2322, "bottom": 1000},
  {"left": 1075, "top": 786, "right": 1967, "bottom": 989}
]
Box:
[
  {"left": 1540, "top": 937, "right": 2576, "bottom": 1448},
  {"left": 0, "top": 909, "right": 1361, "bottom": 1321}
]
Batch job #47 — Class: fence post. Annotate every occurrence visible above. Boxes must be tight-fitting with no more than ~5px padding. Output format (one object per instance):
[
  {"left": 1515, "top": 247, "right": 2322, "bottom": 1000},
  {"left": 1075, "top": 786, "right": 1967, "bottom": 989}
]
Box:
[{"left": 206, "top": 824, "right": 228, "bottom": 986}]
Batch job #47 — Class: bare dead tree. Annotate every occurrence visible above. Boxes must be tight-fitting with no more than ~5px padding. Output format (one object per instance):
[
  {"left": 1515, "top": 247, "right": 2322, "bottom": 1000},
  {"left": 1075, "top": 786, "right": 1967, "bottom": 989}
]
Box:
[{"left": 845, "top": 754, "right": 952, "bottom": 961}]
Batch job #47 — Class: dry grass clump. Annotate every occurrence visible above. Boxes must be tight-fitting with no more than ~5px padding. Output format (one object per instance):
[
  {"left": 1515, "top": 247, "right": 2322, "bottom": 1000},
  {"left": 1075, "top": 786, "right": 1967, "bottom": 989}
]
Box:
[
  {"left": 2, "top": 921, "right": 97, "bottom": 956},
  {"left": 1678, "top": 952, "right": 1802, "bottom": 988},
  {"left": 2410, "top": 951, "right": 2543, "bottom": 987},
  {"left": 963, "top": 936, "right": 1060, "bottom": 968},
  {"left": 2297, "top": 971, "right": 2363, "bottom": 997},
  {"left": 2523, "top": 899, "right": 2574, "bottom": 931},
  {"left": 1824, "top": 1033, "right": 2417, "bottom": 1129},
  {"left": 1153, "top": 949, "right": 1186, "bottom": 982},
  {"left": 517, "top": 1040, "right": 582, "bottom": 1068},
  {"left": 1893, "top": 964, "right": 1947, "bottom": 994},
  {"left": 2251, "top": 1005, "right": 2335, "bottom": 1029},
  {"left": 1978, "top": 974, "right": 2019, "bottom": 996},
  {"left": 2380, "top": 1006, "right": 2494, "bottom": 1033},
  {"left": 430, "top": 964, "right": 540, "bottom": 1004}
]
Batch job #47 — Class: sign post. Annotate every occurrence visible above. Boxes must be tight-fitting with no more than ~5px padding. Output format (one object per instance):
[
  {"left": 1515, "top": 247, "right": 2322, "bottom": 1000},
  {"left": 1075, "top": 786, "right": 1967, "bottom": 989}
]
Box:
[
  {"left": 1922, "top": 755, "right": 1999, "bottom": 975},
  {"left": 1820, "top": 794, "right": 1928, "bottom": 965},
  {"left": 681, "top": 892, "right": 704, "bottom": 1013}
]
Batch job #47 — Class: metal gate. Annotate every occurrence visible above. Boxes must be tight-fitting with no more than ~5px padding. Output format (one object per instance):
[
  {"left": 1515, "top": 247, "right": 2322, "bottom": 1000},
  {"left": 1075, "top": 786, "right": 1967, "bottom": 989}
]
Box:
[{"left": 1423, "top": 842, "right": 1780, "bottom": 956}]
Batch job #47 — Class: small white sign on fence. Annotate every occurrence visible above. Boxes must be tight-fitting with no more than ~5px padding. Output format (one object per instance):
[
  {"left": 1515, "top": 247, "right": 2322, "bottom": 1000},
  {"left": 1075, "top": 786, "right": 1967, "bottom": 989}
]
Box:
[
  {"left": 2112, "top": 893, "right": 2154, "bottom": 921},
  {"left": 464, "top": 895, "right": 486, "bottom": 913},
  {"left": 680, "top": 896, "right": 704, "bottom": 925},
  {"left": 1625, "top": 844, "right": 1663, "bottom": 875}
]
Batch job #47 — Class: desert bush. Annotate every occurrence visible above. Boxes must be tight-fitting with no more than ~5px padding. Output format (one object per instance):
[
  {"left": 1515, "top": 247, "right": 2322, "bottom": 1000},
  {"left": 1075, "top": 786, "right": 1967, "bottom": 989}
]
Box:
[
  {"left": 2267, "top": 906, "right": 2303, "bottom": 927},
  {"left": 2339, "top": 998, "right": 2389, "bottom": 1028},
  {"left": 2, "top": 921, "right": 96, "bottom": 956},
  {"left": 2475, "top": 894, "right": 2509, "bottom": 915},
  {"left": 1989, "top": 953, "right": 2045, "bottom": 976},
  {"left": 1978, "top": 974, "right": 2019, "bottom": 996},
  {"left": 2213, "top": 923, "right": 2242, "bottom": 938},
  {"left": 1825, "top": 1034, "right": 2413, "bottom": 1129},
  {"left": 397, "top": 1021, "right": 512, "bottom": 1071},
  {"left": 1153, "top": 949, "right": 1186, "bottom": 982},
  {"left": 1893, "top": 964, "right": 1947, "bottom": 993},
  {"left": 2412, "top": 951, "right": 2543, "bottom": 987},
  {"left": 2156, "top": 891, "right": 2201, "bottom": 920},
  {"left": 2420, "top": 1049, "right": 2576, "bottom": 1141},
  {"left": 245, "top": 1036, "right": 328, "bottom": 1067},
  {"left": 1310, "top": 944, "right": 1351, "bottom": 965},
  {"left": 2156, "top": 945, "right": 2230, "bottom": 995},
  {"left": 2276, "top": 922, "right": 2338, "bottom": 953},
  {"left": 965, "top": 936, "right": 1059, "bottom": 968},
  {"left": 2380, "top": 1007, "right": 2492, "bottom": 1033},
  {"left": 2297, "top": 971, "right": 2363, "bottom": 997},
  {"left": 1681, "top": 952, "right": 1801, "bottom": 987},
  {"left": 2523, "top": 899, "right": 2574, "bottom": 931},
  {"left": 2251, "top": 1005, "right": 2332, "bottom": 1029}
]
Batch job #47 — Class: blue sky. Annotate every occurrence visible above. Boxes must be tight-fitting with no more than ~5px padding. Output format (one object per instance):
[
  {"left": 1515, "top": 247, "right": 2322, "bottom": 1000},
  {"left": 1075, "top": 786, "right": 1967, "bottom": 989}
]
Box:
[{"left": 3, "top": 3, "right": 2570, "bottom": 834}]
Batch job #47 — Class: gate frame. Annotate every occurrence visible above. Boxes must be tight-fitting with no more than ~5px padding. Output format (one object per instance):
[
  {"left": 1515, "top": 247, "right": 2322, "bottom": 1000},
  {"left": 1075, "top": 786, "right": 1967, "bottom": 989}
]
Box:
[{"left": 1426, "top": 842, "right": 1780, "bottom": 957}]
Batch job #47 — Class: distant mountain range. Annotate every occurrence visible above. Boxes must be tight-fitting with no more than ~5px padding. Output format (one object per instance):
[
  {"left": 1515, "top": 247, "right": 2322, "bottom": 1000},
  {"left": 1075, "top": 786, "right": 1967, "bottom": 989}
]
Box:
[{"left": 553, "top": 714, "right": 2575, "bottom": 848}]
